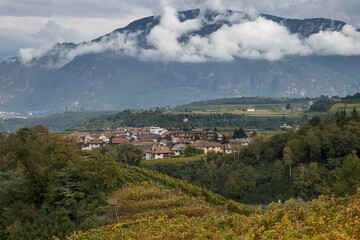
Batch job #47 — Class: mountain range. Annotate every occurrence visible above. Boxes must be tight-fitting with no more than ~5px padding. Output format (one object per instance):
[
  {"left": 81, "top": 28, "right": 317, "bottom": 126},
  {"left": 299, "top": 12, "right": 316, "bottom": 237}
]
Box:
[{"left": 0, "top": 9, "right": 359, "bottom": 115}]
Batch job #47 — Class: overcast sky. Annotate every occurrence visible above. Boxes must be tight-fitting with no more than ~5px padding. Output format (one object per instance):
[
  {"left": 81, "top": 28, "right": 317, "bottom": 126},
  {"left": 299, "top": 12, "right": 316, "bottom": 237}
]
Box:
[{"left": 0, "top": 0, "right": 359, "bottom": 61}]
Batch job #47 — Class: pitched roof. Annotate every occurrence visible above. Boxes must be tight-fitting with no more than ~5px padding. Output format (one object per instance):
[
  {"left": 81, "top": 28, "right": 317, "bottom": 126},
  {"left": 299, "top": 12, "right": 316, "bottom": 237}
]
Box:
[
  {"left": 171, "top": 143, "right": 187, "bottom": 151},
  {"left": 72, "top": 131, "right": 90, "bottom": 138},
  {"left": 88, "top": 139, "right": 103, "bottom": 145},
  {"left": 90, "top": 133, "right": 102, "bottom": 138},
  {"left": 104, "top": 132, "right": 114, "bottom": 138},
  {"left": 160, "top": 131, "right": 172, "bottom": 137},
  {"left": 145, "top": 146, "right": 173, "bottom": 154},
  {"left": 132, "top": 141, "right": 155, "bottom": 146},
  {"left": 112, "top": 138, "right": 129, "bottom": 144},
  {"left": 138, "top": 134, "right": 157, "bottom": 142}
]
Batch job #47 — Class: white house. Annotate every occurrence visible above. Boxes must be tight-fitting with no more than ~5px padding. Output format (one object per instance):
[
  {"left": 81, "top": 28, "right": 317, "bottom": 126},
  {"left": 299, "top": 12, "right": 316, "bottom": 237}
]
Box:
[
  {"left": 150, "top": 126, "right": 165, "bottom": 135},
  {"left": 99, "top": 134, "right": 110, "bottom": 143},
  {"left": 171, "top": 143, "right": 187, "bottom": 155},
  {"left": 82, "top": 139, "right": 103, "bottom": 150}
]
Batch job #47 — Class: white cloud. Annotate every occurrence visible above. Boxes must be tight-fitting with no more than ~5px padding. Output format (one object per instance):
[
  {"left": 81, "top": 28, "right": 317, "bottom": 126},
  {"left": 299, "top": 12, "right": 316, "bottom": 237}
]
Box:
[
  {"left": 19, "top": 44, "right": 54, "bottom": 63},
  {"left": 17, "top": 6, "right": 360, "bottom": 67},
  {"left": 305, "top": 25, "right": 360, "bottom": 55},
  {"left": 1, "top": 0, "right": 360, "bottom": 61},
  {"left": 1, "top": 0, "right": 359, "bottom": 58},
  {"left": 190, "top": 17, "right": 311, "bottom": 61},
  {"left": 142, "top": 6, "right": 202, "bottom": 60},
  {"left": 0, "top": 14, "right": 148, "bottom": 61},
  {"left": 33, "top": 20, "right": 81, "bottom": 43},
  {"left": 204, "top": 0, "right": 226, "bottom": 12}
]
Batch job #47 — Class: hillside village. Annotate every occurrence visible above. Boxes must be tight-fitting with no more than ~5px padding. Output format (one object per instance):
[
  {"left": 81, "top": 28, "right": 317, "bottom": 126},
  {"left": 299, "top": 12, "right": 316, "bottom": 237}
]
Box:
[{"left": 68, "top": 127, "right": 251, "bottom": 160}]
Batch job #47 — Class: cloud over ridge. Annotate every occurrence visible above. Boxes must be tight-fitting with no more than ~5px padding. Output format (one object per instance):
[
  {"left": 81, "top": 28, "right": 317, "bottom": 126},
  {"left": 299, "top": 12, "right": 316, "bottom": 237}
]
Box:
[{"left": 19, "top": 6, "right": 360, "bottom": 68}]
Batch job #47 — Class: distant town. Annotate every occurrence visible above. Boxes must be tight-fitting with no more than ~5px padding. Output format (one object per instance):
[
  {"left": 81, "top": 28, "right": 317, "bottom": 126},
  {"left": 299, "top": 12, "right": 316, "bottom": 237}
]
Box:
[
  {"left": 67, "top": 127, "right": 253, "bottom": 160},
  {"left": 0, "top": 111, "right": 31, "bottom": 120}
]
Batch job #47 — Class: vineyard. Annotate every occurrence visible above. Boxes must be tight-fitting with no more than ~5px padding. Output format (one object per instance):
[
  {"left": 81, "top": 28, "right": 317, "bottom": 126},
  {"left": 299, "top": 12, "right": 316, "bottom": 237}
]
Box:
[
  {"left": 100, "top": 182, "right": 227, "bottom": 224},
  {"left": 330, "top": 103, "right": 360, "bottom": 112},
  {"left": 63, "top": 163, "right": 360, "bottom": 239},
  {"left": 116, "top": 164, "right": 256, "bottom": 216},
  {"left": 66, "top": 184, "right": 360, "bottom": 239}
]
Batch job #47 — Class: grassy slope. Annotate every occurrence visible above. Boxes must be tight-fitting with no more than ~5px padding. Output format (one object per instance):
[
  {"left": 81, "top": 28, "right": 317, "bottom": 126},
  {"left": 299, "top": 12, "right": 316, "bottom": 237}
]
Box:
[
  {"left": 63, "top": 163, "right": 256, "bottom": 237},
  {"left": 141, "top": 155, "right": 205, "bottom": 166},
  {"left": 101, "top": 182, "right": 226, "bottom": 225},
  {"left": 60, "top": 162, "right": 360, "bottom": 239},
  {"left": 330, "top": 103, "right": 360, "bottom": 112},
  {"left": 175, "top": 98, "right": 311, "bottom": 111},
  {"left": 176, "top": 109, "right": 301, "bottom": 116},
  {"left": 116, "top": 164, "right": 255, "bottom": 215}
]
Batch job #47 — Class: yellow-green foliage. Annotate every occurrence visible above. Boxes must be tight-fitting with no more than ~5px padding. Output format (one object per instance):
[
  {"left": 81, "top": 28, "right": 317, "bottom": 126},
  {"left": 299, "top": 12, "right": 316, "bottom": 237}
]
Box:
[
  {"left": 330, "top": 103, "right": 360, "bottom": 112},
  {"left": 102, "top": 182, "right": 226, "bottom": 224},
  {"left": 67, "top": 189, "right": 360, "bottom": 239},
  {"left": 116, "top": 164, "right": 256, "bottom": 216},
  {"left": 141, "top": 155, "right": 205, "bottom": 165}
]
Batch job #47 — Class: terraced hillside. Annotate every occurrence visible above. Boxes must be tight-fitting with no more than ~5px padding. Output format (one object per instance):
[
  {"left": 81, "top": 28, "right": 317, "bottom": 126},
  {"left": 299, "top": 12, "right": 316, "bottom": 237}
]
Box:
[
  {"left": 101, "top": 182, "right": 226, "bottom": 225},
  {"left": 66, "top": 186, "right": 360, "bottom": 239}
]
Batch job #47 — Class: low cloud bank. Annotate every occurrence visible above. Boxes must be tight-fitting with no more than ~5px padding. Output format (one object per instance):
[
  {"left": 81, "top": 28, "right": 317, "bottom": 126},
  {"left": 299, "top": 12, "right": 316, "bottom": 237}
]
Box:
[{"left": 19, "top": 6, "right": 360, "bottom": 68}]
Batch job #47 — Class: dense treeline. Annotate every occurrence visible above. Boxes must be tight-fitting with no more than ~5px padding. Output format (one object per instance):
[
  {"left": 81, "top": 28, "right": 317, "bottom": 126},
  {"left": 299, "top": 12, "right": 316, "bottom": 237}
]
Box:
[
  {"left": 74, "top": 109, "right": 305, "bottom": 131},
  {"left": 143, "top": 109, "right": 360, "bottom": 204},
  {"left": 0, "top": 126, "right": 123, "bottom": 239},
  {"left": 309, "top": 98, "right": 338, "bottom": 112}
]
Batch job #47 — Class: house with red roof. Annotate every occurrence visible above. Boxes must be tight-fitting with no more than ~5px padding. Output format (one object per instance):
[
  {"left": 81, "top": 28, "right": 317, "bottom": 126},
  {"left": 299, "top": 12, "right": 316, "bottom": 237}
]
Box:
[
  {"left": 111, "top": 138, "right": 130, "bottom": 144},
  {"left": 145, "top": 146, "right": 173, "bottom": 160}
]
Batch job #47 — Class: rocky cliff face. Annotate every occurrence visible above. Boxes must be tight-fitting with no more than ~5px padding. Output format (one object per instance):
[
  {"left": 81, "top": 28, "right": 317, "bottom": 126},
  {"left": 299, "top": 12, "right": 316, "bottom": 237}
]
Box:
[{"left": 0, "top": 9, "right": 359, "bottom": 115}]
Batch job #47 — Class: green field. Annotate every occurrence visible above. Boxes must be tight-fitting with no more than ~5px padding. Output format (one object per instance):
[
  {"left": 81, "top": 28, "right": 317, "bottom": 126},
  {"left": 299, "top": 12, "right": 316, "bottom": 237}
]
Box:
[
  {"left": 330, "top": 103, "right": 360, "bottom": 112},
  {"left": 187, "top": 109, "right": 299, "bottom": 116},
  {"left": 175, "top": 97, "right": 312, "bottom": 111},
  {"left": 141, "top": 155, "right": 205, "bottom": 166},
  {"left": 173, "top": 98, "right": 309, "bottom": 117},
  {"left": 177, "top": 103, "right": 308, "bottom": 111}
]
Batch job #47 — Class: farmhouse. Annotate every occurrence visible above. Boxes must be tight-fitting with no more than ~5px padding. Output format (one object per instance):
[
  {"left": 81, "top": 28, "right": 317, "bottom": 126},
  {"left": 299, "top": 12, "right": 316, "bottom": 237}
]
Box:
[
  {"left": 145, "top": 146, "right": 173, "bottom": 160},
  {"left": 171, "top": 143, "right": 187, "bottom": 155},
  {"left": 81, "top": 139, "right": 103, "bottom": 150},
  {"left": 191, "top": 140, "right": 222, "bottom": 154}
]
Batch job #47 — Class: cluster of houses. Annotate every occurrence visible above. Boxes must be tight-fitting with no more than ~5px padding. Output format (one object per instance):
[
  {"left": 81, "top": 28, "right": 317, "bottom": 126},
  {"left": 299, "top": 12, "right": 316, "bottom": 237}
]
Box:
[
  {"left": 68, "top": 127, "right": 251, "bottom": 160},
  {"left": 0, "top": 111, "right": 30, "bottom": 120}
]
